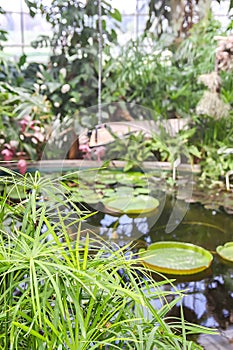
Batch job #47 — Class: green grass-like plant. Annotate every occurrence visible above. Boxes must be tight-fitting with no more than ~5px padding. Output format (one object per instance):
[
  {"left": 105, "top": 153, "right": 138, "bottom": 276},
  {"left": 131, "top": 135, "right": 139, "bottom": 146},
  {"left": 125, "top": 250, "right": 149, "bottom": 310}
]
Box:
[{"left": 0, "top": 168, "right": 214, "bottom": 349}]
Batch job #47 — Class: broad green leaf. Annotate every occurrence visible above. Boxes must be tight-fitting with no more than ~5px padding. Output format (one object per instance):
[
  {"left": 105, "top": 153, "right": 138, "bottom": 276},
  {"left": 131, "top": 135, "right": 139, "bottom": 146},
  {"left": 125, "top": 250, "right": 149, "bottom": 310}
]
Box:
[
  {"left": 139, "top": 241, "right": 213, "bottom": 275},
  {"left": 105, "top": 195, "right": 159, "bottom": 215}
]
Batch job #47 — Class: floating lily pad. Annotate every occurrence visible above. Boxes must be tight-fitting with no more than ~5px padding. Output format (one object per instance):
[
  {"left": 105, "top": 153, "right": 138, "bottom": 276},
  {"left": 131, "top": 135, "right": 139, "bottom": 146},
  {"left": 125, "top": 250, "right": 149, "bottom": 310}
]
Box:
[
  {"left": 6, "top": 185, "right": 27, "bottom": 200},
  {"left": 84, "top": 195, "right": 102, "bottom": 204},
  {"left": 204, "top": 203, "right": 220, "bottom": 211},
  {"left": 81, "top": 190, "right": 102, "bottom": 204},
  {"left": 216, "top": 242, "right": 233, "bottom": 262},
  {"left": 114, "top": 173, "right": 140, "bottom": 185},
  {"left": 139, "top": 241, "right": 213, "bottom": 275},
  {"left": 69, "top": 193, "right": 84, "bottom": 202},
  {"left": 134, "top": 187, "right": 150, "bottom": 195},
  {"left": 69, "top": 187, "right": 103, "bottom": 204},
  {"left": 104, "top": 195, "right": 159, "bottom": 215},
  {"left": 115, "top": 186, "right": 134, "bottom": 196},
  {"left": 102, "top": 188, "right": 116, "bottom": 197},
  {"left": 94, "top": 184, "right": 106, "bottom": 189},
  {"left": 97, "top": 178, "right": 117, "bottom": 185}
]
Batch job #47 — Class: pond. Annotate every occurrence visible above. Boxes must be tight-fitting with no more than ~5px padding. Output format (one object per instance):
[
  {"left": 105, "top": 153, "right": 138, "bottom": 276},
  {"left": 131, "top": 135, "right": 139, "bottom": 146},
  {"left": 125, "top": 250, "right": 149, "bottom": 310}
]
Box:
[
  {"left": 76, "top": 171, "right": 233, "bottom": 334},
  {"left": 3, "top": 167, "right": 233, "bottom": 339},
  {"left": 150, "top": 199, "right": 233, "bottom": 331}
]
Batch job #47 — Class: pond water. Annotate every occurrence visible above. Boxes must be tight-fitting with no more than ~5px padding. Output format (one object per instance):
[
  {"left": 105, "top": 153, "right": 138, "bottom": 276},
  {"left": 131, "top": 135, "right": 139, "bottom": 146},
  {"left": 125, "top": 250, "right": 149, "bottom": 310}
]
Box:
[
  {"left": 4, "top": 167, "right": 233, "bottom": 336},
  {"left": 84, "top": 193, "right": 233, "bottom": 332}
]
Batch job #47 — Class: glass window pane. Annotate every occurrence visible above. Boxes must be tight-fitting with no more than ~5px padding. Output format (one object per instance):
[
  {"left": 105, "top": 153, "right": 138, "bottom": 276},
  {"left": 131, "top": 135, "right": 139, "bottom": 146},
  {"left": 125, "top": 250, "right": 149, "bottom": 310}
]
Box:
[
  {"left": 1, "top": 46, "right": 23, "bottom": 59},
  {"left": 137, "top": 0, "right": 149, "bottom": 13},
  {"left": 24, "top": 13, "right": 52, "bottom": 45},
  {"left": 0, "top": 12, "right": 22, "bottom": 45},
  {"left": 120, "top": 15, "right": 136, "bottom": 42},
  {"left": 137, "top": 15, "right": 148, "bottom": 34},
  {"left": 112, "top": 0, "right": 136, "bottom": 14},
  {"left": 0, "top": 0, "right": 28, "bottom": 13},
  {"left": 24, "top": 46, "right": 51, "bottom": 63}
]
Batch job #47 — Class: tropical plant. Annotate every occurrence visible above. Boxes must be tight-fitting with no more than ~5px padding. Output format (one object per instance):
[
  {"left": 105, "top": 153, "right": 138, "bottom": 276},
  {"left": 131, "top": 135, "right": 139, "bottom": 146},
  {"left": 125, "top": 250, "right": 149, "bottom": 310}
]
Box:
[
  {"left": 106, "top": 131, "right": 154, "bottom": 172},
  {"left": 23, "top": 0, "right": 121, "bottom": 120},
  {"left": 0, "top": 51, "right": 25, "bottom": 87},
  {"left": 150, "top": 127, "right": 201, "bottom": 165},
  {"left": 103, "top": 41, "right": 197, "bottom": 119},
  {"left": 0, "top": 168, "right": 214, "bottom": 349},
  {"left": 200, "top": 143, "right": 233, "bottom": 184},
  {"left": 0, "top": 6, "right": 8, "bottom": 51},
  {"left": 103, "top": 15, "right": 225, "bottom": 121},
  {"left": 105, "top": 125, "right": 201, "bottom": 175},
  {"left": 0, "top": 84, "right": 51, "bottom": 166},
  {"left": 187, "top": 110, "right": 233, "bottom": 184}
]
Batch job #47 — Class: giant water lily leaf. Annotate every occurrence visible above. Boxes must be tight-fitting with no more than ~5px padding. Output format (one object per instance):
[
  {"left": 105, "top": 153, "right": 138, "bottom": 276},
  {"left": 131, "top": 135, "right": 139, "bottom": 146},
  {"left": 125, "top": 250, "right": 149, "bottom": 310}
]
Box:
[
  {"left": 216, "top": 242, "right": 233, "bottom": 262},
  {"left": 139, "top": 241, "right": 213, "bottom": 275},
  {"left": 104, "top": 195, "right": 159, "bottom": 215}
]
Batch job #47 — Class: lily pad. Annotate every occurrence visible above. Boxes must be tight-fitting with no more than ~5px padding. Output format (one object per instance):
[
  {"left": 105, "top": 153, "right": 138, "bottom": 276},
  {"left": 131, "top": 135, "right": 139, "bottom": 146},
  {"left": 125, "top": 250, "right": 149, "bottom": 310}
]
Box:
[
  {"left": 102, "top": 188, "right": 116, "bottom": 197},
  {"left": 104, "top": 195, "right": 159, "bottom": 215},
  {"left": 83, "top": 195, "right": 102, "bottom": 204},
  {"left": 216, "top": 242, "right": 233, "bottom": 262},
  {"left": 134, "top": 187, "right": 150, "bottom": 195},
  {"left": 69, "top": 188, "right": 103, "bottom": 204},
  {"left": 94, "top": 184, "right": 106, "bottom": 189},
  {"left": 81, "top": 190, "right": 102, "bottom": 204},
  {"left": 6, "top": 185, "right": 27, "bottom": 200},
  {"left": 96, "top": 178, "right": 117, "bottom": 185},
  {"left": 115, "top": 186, "right": 134, "bottom": 196},
  {"left": 139, "top": 241, "right": 213, "bottom": 275},
  {"left": 69, "top": 193, "right": 84, "bottom": 202}
]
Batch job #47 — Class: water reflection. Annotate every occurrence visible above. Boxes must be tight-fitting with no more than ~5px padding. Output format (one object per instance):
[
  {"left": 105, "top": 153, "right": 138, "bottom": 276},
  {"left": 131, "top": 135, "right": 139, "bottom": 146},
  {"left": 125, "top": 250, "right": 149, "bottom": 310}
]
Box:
[
  {"left": 85, "top": 195, "right": 233, "bottom": 331},
  {"left": 100, "top": 213, "right": 150, "bottom": 238}
]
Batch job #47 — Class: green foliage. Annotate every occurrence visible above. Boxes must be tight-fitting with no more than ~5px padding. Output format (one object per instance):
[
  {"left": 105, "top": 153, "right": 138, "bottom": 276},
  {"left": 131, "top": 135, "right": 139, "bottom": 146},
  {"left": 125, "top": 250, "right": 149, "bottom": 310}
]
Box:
[
  {"left": 0, "top": 6, "right": 8, "bottom": 49},
  {"left": 150, "top": 127, "right": 201, "bottom": 165},
  {"left": 0, "top": 89, "right": 20, "bottom": 154},
  {"left": 194, "top": 115, "right": 233, "bottom": 183},
  {"left": 174, "top": 15, "right": 221, "bottom": 72},
  {"left": 0, "top": 83, "right": 51, "bottom": 161},
  {"left": 103, "top": 43, "right": 190, "bottom": 118},
  {"left": 106, "top": 131, "right": 153, "bottom": 172},
  {"left": 220, "top": 71, "right": 233, "bottom": 106},
  {"left": 105, "top": 127, "right": 201, "bottom": 175},
  {"left": 200, "top": 143, "right": 233, "bottom": 183},
  {"left": 0, "top": 169, "right": 214, "bottom": 348},
  {"left": 103, "top": 16, "right": 224, "bottom": 121},
  {"left": 0, "top": 2, "right": 232, "bottom": 187},
  {"left": 0, "top": 52, "right": 25, "bottom": 87},
  {"left": 24, "top": 0, "right": 121, "bottom": 119}
]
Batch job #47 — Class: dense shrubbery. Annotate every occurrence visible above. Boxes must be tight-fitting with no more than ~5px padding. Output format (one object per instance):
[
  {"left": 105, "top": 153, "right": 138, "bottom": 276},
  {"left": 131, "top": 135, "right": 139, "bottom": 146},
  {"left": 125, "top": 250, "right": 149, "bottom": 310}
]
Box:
[{"left": 0, "top": 2, "right": 232, "bottom": 183}]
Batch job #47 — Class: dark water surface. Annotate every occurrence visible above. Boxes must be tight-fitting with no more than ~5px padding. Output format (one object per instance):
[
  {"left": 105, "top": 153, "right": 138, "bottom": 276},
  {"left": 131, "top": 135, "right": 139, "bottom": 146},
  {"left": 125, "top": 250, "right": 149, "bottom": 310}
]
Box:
[{"left": 85, "top": 194, "right": 233, "bottom": 331}]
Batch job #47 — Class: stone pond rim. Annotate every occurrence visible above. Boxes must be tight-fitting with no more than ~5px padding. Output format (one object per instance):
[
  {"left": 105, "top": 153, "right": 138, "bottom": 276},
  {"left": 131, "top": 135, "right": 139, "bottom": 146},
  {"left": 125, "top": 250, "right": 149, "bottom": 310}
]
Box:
[{"left": 0, "top": 159, "right": 201, "bottom": 174}]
